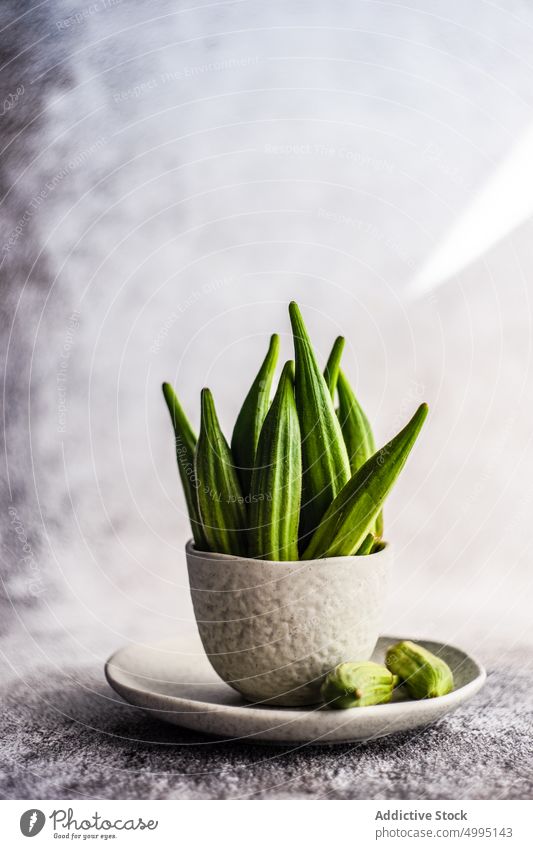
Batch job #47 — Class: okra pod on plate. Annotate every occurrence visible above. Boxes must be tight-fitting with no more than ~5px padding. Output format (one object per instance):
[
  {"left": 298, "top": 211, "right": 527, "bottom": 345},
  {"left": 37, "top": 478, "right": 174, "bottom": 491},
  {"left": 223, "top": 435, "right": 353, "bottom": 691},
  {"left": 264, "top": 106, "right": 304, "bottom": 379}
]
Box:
[
  {"left": 303, "top": 402, "right": 428, "bottom": 559},
  {"left": 195, "top": 388, "right": 247, "bottom": 556},
  {"left": 231, "top": 334, "right": 280, "bottom": 498},
  {"left": 386, "top": 640, "right": 454, "bottom": 699},
  {"left": 162, "top": 382, "right": 207, "bottom": 550},
  {"left": 289, "top": 302, "right": 350, "bottom": 547},
  {"left": 321, "top": 661, "right": 398, "bottom": 709},
  {"left": 249, "top": 361, "right": 301, "bottom": 560}
]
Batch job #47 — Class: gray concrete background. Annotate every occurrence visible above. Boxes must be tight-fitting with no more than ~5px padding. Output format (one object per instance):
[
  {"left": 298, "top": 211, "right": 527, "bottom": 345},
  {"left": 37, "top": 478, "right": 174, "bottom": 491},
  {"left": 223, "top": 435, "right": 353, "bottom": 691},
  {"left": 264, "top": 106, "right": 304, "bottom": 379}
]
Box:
[{"left": 1, "top": 0, "right": 532, "bottom": 798}]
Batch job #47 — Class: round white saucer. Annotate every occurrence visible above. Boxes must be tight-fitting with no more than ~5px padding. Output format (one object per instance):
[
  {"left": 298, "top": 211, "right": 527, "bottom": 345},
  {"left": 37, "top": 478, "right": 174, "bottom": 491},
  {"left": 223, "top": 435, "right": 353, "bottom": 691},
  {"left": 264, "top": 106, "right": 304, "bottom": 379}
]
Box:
[{"left": 105, "top": 635, "right": 486, "bottom": 745}]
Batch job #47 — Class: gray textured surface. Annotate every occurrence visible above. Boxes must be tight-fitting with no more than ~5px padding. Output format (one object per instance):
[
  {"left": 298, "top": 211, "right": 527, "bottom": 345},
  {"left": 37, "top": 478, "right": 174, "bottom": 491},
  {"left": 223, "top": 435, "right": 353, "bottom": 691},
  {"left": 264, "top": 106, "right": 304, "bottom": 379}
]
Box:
[
  {"left": 2, "top": 0, "right": 533, "bottom": 799},
  {"left": 1, "top": 645, "right": 531, "bottom": 800}
]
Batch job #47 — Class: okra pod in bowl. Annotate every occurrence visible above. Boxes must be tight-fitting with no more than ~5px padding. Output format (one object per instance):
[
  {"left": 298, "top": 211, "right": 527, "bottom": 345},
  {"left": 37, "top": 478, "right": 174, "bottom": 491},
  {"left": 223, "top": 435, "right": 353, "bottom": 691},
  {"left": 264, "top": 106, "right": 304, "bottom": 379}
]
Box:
[
  {"left": 186, "top": 539, "right": 392, "bottom": 706},
  {"left": 163, "top": 302, "right": 428, "bottom": 705}
]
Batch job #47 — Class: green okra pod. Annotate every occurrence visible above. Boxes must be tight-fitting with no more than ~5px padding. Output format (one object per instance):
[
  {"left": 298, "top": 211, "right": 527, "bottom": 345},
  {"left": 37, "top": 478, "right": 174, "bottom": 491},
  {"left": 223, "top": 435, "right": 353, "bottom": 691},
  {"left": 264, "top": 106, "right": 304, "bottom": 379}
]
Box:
[
  {"left": 355, "top": 532, "right": 375, "bottom": 556},
  {"left": 374, "top": 509, "right": 384, "bottom": 539},
  {"left": 249, "top": 361, "right": 301, "bottom": 560},
  {"left": 164, "top": 301, "right": 429, "bottom": 560},
  {"left": 324, "top": 336, "right": 345, "bottom": 398},
  {"left": 337, "top": 369, "right": 383, "bottom": 538},
  {"left": 289, "top": 302, "right": 350, "bottom": 546},
  {"left": 195, "top": 388, "right": 247, "bottom": 556},
  {"left": 231, "top": 334, "right": 280, "bottom": 498},
  {"left": 162, "top": 382, "right": 207, "bottom": 549},
  {"left": 321, "top": 661, "right": 398, "bottom": 709},
  {"left": 303, "top": 403, "right": 428, "bottom": 559},
  {"left": 386, "top": 640, "right": 454, "bottom": 699},
  {"left": 337, "top": 369, "right": 375, "bottom": 473}
]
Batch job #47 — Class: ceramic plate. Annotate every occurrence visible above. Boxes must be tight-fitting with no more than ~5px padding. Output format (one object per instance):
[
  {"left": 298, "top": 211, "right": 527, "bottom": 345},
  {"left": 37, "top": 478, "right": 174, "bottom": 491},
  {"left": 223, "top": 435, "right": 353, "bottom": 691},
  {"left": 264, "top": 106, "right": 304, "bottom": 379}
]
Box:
[{"left": 105, "top": 635, "right": 486, "bottom": 745}]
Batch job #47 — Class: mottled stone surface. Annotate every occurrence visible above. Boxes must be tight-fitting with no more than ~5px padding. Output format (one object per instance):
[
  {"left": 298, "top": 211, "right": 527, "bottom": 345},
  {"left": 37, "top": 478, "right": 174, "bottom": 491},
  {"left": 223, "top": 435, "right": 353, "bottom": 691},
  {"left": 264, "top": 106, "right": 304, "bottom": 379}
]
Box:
[{"left": 1, "top": 645, "right": 531, "bottom": 800}]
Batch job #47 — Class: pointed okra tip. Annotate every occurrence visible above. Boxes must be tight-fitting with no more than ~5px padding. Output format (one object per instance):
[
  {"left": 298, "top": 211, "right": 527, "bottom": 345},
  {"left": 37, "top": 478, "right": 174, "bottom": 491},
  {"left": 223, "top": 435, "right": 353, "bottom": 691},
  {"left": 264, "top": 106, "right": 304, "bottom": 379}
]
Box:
[
  {"left": 332, "top": 335, "right": 345, "bottom": 356},
  {"left": 403, "top": 402, "right": 428, "bottom": 443},
  {"left": 200, "top": 387, "right": 215, "bottom": 421},
  {"left": 162, "top": 381, "right": 177, "bottom": 412},
  {"left": 280, "top": 359, "right": 295, "bottom": 384},
  {"left": 200, "top": 388, "right": 220, "bottom": 436},
  {"left": 200, "top": 386, "right": 213, "bottom": 407},
  {"left": 269, "top": 332, "right": 280, "bottom": 355},
  {"left": 288, "top": 301, "right": 307, "bottom": 342},
  {"left": 288, "top": 300, "right": 300, "bottom": 322},
  {"left": 416, "top": 402, "right": 429, "bottom": 422}
]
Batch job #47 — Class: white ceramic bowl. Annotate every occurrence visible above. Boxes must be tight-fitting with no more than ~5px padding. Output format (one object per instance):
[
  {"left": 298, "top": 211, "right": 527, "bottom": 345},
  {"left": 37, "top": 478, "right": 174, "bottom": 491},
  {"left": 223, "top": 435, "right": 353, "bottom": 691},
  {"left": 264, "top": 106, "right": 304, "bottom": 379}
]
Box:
[{"left": 186, "top": 539, "right": 392, "bottom": 706}]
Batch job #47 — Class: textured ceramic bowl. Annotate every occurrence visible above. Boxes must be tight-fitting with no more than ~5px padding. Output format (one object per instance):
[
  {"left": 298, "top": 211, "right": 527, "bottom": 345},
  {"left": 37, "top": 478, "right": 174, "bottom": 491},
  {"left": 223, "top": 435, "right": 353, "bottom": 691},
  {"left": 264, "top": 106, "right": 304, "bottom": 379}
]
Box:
[{"left": 186, "top": 539, "right": 392, "bottom": 706}]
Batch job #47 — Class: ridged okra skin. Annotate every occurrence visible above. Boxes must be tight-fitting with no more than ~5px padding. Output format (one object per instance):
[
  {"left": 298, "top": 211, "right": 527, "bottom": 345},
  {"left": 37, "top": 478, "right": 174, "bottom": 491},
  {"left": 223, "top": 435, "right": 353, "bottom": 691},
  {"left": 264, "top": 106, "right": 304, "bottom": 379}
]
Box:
[
  {"left": 249, "top": 361, "right": 301, "bottom": 560},
  {"left": 162, "top": 300, "right": 429, "bottom": 560},
  {"left": 161, "top": 382, "right": 207, "bottom": 549},
  {"left": 231, "top": 334, "right": 279, "bottom": 498},
  {"left": 289, "top": 302, "right": 351, "bottom": 547},
  {"left": 386, "top": 640, "right": 454, "bottom": 699},
  {"left": 321, "top": 661, "right": 398, "bottom": 709},
  {"left": 337, "top": 369, "right": 383, "bottom": 538},
  {"left": 195, "top": 388, "right": 247, "bottom": 556},
  {"left": 303, "top": 403, "right": 428, "bottom": 559},
  {"left": 337, "top": 370, "right": 375, "bottom": 473}
]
